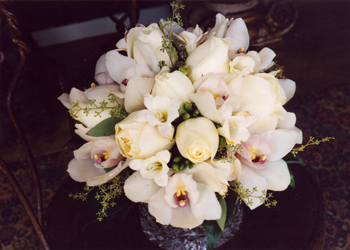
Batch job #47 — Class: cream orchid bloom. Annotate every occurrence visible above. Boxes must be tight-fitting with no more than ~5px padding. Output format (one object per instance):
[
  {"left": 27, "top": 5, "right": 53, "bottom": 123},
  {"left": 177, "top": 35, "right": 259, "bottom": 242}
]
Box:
[
  {"left": 67, "top": 136, "right": 127, "bottom": 186},
  {"left": 129, "top": 150, "right": 171, "bottom": 187},
  {"left": 189, "top": 74, "right": 241, "bottom": 124},
  {"left": 237, "top": 129, "right": 299, "bottom": 209},
  {"left": 134, "top": 94, "right": 181, "bottom": 138},
  {"left": 124, "top": 171, "right": 222, "bottom": 229}
]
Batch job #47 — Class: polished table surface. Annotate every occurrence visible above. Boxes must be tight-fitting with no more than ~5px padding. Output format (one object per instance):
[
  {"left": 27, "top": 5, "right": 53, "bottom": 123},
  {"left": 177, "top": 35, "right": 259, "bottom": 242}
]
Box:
[{"left": 46, "top": 164, "right": 325, "bottom": 250}]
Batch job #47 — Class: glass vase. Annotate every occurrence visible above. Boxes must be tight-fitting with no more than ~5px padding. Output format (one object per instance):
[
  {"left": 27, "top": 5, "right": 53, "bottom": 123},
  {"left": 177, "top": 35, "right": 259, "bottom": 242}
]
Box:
[{"left": 139, "top": 194, "right": 243, "bottom": 250}]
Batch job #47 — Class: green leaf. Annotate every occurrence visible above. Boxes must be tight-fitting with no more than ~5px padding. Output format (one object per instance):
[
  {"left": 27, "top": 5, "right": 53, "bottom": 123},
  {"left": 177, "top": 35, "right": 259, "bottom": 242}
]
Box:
[
  {"left": 202, "top": 220, "right": 223, "bottom": 250},
  {"left": 203, "top": 190, "right": 238, "bottom": 250},
  {"left": 86, "top": 117, "right": 122, "bottom": 136},
  {"left": 284, "top": 153, "right": 305, "bottom": 166},
  {"left": 288, "top": 166, "right": 296, "bottom": 188},
  {"left": 216, "top": 195, "right": 227, "bottom": 232}
]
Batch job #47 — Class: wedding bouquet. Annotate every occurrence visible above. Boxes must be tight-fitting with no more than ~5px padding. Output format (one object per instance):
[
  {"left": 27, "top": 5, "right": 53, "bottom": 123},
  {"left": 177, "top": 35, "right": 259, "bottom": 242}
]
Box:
[{"left": 57, "top": 2, "right": 323, "bottom": 249}]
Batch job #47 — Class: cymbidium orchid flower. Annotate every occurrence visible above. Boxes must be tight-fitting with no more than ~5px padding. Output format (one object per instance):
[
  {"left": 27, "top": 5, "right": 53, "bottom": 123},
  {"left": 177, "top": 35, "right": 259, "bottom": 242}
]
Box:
[
  {"left": 57, "top": 84, "right": 121, "bottom": 128},
  {"left": 129, "top": 150, "right": 171, "bottom": 187},
  {"left": 67, "top": 136, "right": 127, "bottom": 186},
  {"left": 124, "top": 169, "right": 222, "bottom": 229},
  {"left": 237, "top": 129, "right": 300, "bottom": 209},
  {"left": 134, "top": 94, "right": 181, "bottom": 138},
  {"left": 100, "top": 50, "right": 157, "bottom": 113},
  {"left": 189, "top": 74, "right": 241, "bottom": 124}
]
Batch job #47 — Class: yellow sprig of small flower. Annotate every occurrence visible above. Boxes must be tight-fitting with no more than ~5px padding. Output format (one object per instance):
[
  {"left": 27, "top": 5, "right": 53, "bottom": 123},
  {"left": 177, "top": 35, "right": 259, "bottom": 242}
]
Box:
[{"left": 291, "top": 136, "right": 335, "bottom": 157}]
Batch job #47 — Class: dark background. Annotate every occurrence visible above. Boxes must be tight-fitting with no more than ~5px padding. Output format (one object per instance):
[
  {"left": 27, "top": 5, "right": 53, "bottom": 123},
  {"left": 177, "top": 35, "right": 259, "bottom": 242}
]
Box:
[{"left": 0, "top": 0, "right": 349, "bottom": 249}]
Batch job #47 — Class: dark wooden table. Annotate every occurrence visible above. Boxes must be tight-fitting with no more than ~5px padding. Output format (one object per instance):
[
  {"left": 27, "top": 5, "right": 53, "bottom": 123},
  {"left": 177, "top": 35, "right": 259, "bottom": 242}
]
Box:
[{"left": 46, "top": 164, "right": 325, "bottom": 250}]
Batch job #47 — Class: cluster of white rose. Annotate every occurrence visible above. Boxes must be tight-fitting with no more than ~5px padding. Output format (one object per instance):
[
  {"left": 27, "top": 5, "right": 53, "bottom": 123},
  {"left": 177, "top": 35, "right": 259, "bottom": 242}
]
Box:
[{"left": 58, "top": 13, "right": 302, "bottom": 229}]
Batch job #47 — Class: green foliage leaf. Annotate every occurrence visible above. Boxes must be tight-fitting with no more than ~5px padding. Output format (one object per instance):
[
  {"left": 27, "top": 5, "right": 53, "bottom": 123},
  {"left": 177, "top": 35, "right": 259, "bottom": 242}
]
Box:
[
  {"left": 288, "top": 166, "right": 296, "bottom": 189},
  {"left": 216, "top": 195, "right": 227, "bottom": 232},
  {"left": 86, "top": 117, "right": 122, "bottom": 136},
  {"left": 203, "top": 190, "right": 238, "bottom": 250},
  {"left": 202, "top": 219, "right": 223, "bottom": 250},
  {"left": 284, "top": 153, "right": 305, "bottom": 166}
]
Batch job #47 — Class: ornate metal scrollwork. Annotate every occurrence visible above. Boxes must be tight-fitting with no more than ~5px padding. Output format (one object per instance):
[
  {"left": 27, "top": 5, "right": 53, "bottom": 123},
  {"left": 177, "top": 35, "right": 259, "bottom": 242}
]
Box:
[{"left": 176, "top": 0, "right": 298, "bottom": 47}]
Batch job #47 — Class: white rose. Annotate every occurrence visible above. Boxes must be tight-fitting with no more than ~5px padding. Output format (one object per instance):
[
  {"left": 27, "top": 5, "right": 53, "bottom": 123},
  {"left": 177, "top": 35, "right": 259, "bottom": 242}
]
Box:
[
  {"left": 115, "top": 112, "right": 174, "bottom": 159},
  {"left": 152, "top": 66, "right": 194, "bottom": 105},
  {"left": 175, "top": 117, "right": 219, "bottom": 163},
  {"left": 58, "top": 84, "right": 121, "bottom": 128},
  {"left": 186, "top": 36, "right": 230, "bottom": 82}
]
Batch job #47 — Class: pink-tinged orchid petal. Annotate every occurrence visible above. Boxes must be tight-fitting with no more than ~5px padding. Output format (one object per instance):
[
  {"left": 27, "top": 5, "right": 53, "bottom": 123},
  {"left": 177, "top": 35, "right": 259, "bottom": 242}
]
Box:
[
  {"left": 239, "top": 135, "right": 272, "bottom": 168},
  {"left": 67, "top": 158, "right": 106, "bottom": 183},
  {"left": 94, "top": 54, "right": 115, "bottom": 85},
  {"left": 250, "top": 160, "right": 290, "bottom": 191},
  {"left": 260, "top": 129, "right": 299, "bottom": 161},
  {"left": 124, "top": 171, "right": 161, "bottom": 203},
  {"left": 225, "top": 18, "right": 249, "bottom": 52},
  {"left": 106, "top": 49, "right": 136, "bottom": 84},
  {"left": 94, "top": 72, "right": 114, "bottom": 85},
  {"left": 239, "top": 163, "right": 267, "bottom": 210},
  {"left": 258, "top": 47, "right": 276, "bottom": 70},
  {"left": 279, "top": 79, "right": 296, "bottom": 104},
  {"left": 87, "top": 159, "right": 130, "bottom": 186},
  {"left": 73, "top": 141, "right": 94, "bottom": 160},
  {"left": 277, "top": 112, "right": 296, "bottom": 130}
]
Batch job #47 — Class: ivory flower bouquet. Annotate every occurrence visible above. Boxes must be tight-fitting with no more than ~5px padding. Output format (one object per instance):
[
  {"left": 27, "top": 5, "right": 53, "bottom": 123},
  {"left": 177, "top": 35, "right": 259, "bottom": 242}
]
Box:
[{"left": 57, "top": 2, "right": 316, "bottom": 249}]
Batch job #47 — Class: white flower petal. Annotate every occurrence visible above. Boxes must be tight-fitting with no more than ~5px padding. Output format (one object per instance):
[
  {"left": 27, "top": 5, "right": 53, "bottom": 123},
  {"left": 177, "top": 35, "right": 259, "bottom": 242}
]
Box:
[
  {"left": 258, "top": 47, "right": 276, "bottom": 70},
  {"left": 279, "top": 79, "right": 296, "bottom": 104},
  {"left": 191, "top": 183, "right": 222, "bottom": 221},
  {"left": 239, "top": 163, "right": 267, "bottom": 210},
  {"left": 73, "top": 141, "right": 94, "bottom": 160},
  {"left": 261, "top": 129, "right": 299, "bottom": 161},
  {"left": 106, "top": 50, "right": 136, "bottom": 84},
  {"left": 87, "top": 159, "right": 129, "bottom": 186},
  {"left": 148, "top": 188, "right": 173, "bottom": 225},
  {"left": 124, "top": 172, "right": 160, "bottom": 203},
  {"left": 67, "top": 158, "right": 106, "bottom": 183},
  {"left": 251, "top": 160, "right": 290, "bottom": 191}
]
